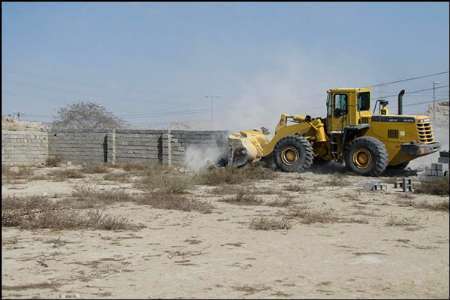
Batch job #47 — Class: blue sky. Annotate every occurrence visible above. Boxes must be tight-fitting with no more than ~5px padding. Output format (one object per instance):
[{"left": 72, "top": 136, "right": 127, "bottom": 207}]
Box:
[{"left": 2, "top": 2, "right": 449, "bottom": 130}]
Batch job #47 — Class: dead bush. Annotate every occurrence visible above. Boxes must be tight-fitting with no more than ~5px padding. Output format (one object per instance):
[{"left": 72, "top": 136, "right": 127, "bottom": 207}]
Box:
[
  {"left": 29, "top": 174, "right": 51, "bottom": 181},
  {"left": 109, "top": 162, "right": 147, "bottom": 172},
  {"left": 385, "top": 215, "right": 417, "bottom": 226},
  {"left": 140, "top": 173, "right": 192, "bottom": 194},
  {"left": 137, "top": 192, "right": 213, "bottom": 214},
  {"left": 211, "top": 185, "right": 245, "bottom": 195},
  {"left": 323, "top": 175, "right": 350, "bottom": 187},
  {"left": 2, "top": 166, "right": 34, "bottom": 181},
  {"left": 220, "top": 191, "right": 262, "bottom": 206},
  {"left": 80, "top": 164, "right": 110, "bottom": 174},
  {"left": 195, "top": 164, "right": 275, "bottom": 186},
  {"left": 2, "top": 195, "right": 139, "bottom": 230},
  {"left": 339, "top": 217, "right": 369, "bottom": 224},
  {"left": 414, "top": 177, "right": 449, "bottom": 196},
  {"left": 288, "top": 206, "right": 339, "bottom": 224},
  {"left": 49, "top": 169, "right": 85, "bottom": 181},
  {"left": 285, "top": 184, "right": 308, "bottom": 193},
  {"left": 266, "top": 197, "right": 293, "bottom": 207},
  {"left": 249, "top": 216, "right": 291, "bottom": 230},
  {"left": 2, "top": 195, "right": 52, "bottom": 210},
  {"left": 103, "top": 172, "right": 132, "bottom": 183},
  {"left": 413, "top": 200, "right": 449, "bottom": 212},
  {"left": 70, "top": 185, "right": 137, "bottom": 208},
  {"left": 45, "top": 156, "right": 62, "bottom": 167}
]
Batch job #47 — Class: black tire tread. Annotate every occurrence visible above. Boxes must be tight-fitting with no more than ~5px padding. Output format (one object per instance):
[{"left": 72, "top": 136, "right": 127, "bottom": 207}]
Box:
[
  {"left": 344, "top": 136, "right": 388, "bottom": 176},
  {"left": 274, "top": 136, "right": 314, "bottom": 172}
]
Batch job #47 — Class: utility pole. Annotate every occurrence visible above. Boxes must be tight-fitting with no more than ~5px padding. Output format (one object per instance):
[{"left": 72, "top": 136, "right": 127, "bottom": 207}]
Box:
[
  {"left": 205, "top": 96, "right": 220, "bottom": 130},
  {"left": 432, "top": 81, "right": 440, "bottom": 122}
]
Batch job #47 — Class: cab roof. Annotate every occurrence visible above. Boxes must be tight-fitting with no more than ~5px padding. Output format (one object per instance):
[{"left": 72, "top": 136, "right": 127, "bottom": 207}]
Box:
[{"left": 327, "top": 87, "right": 371, "bottom": 93}]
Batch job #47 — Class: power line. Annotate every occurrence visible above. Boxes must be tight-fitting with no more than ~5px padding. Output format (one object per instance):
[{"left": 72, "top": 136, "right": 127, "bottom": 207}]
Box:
[
  {"left": 368, "top": 71, "right": 449, "bottom": 87},
  {"left": 403, "top": 98, "right": 449, "bottom": 107},
  {"left": 376, "top": 85, "right": 449, "bottom": 98}
]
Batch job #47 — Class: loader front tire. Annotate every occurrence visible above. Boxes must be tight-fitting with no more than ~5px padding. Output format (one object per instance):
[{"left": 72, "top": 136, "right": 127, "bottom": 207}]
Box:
[
  {"left": 274, "top": 136, "right": 313, "bottom": 172},
  {"left": 344, "top": 136, "right": 388, "bottom": 176}
]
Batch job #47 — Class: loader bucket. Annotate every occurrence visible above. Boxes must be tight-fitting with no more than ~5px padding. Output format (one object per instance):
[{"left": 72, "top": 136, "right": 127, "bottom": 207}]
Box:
[{"left": 227, "top": 130, "right": 269, "bottom": 167}]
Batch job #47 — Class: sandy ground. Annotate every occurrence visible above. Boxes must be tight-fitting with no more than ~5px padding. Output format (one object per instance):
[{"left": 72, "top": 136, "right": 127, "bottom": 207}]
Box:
[{"left": 2, "top": 165, "right": 449, "bottom": 299}]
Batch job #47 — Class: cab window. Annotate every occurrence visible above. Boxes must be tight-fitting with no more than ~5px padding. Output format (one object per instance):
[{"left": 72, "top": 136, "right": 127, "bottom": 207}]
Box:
[
  {"left": 334, "top": 94, "right": 347, "bottom": 117},
  {"left": 357, "top": 92, "right": 370, "bottom": 111}
]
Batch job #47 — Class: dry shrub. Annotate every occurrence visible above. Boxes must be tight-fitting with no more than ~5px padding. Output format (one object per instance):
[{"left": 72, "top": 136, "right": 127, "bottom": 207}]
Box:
[
  {"left": 413, "top": 200, "right": 449, "bottom": 212},
  {"left": 46, "top": 156, "right": 62, "bottom": 167},
  {"left": 103, "top": 172, "right": 132, "bottom": 183},
  {"left": 81, "top": 164, "right": 110, "bottom": 174},
  {"left": 288, "top": 206, "right": 339, "bottom": 224},
  {"left": 266, "top": 197, "right": 293, "bottom": 207},
  {"left": 3, "top": 282, "right": 61, "bottom": 291},
  {"left": 29, "top": 174, "right": 51, "bottom": 181},
  {"left": 385, "top": 215, "right": 417, "bottom": 226},
  {"left": 285, "top": 184, "right": 308, "bottom": 193},
  {"left": 2, "top": 195, "right": 138, "bottom": 230},
  {"left": 324, "top": 175, "right": 350, "bottom": 187},
  {"left": 249, "top": 216, "right": 291, "bottom": 230},
  {"left": 195, "top": 165, "right": 275, "bottom": 186},
  {"left": 415, "top": 177, "right": 449, "bottom": 196},
  {"left": 211, "top": 185, "right": 245, "bottom": 195},
  {"left": 137, "top": 192, "right": 213, "bottom": 214},
  {"left": 2, "top": 166, "right": 33, "bottom": 180},
  {"left": 70, "top": 185, "right": 137, "bottom": 208},
  {"left": 220, "top": 191, "right": 262, "bottom": 206},
  {"left": 49, "top": 169, "right": 85, "bottom": 181},
  {"left": 136, "top": 163, "right": 191, "bottom": 193},
  {"left": 339, "top": 217, "right": 369, "bottom": 224},
  {"left": 140, "top": 174, "right": 192, "bottom": 194},
  {"left": 109, "top": 162, "right": 147, "bottom": 172}
]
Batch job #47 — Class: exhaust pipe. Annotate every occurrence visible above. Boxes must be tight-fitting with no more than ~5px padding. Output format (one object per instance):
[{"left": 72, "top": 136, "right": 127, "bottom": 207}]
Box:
[{"left": 398, "top": 89, "right": 405, "bottom": 115}]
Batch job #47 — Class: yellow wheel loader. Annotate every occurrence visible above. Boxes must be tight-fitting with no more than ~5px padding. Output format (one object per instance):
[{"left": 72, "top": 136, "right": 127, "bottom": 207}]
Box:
[{"left": 227, "top": 88, "right": 440, "bottom": 176}]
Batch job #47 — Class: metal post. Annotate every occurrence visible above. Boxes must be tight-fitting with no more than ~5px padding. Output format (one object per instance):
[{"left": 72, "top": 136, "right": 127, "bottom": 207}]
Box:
[
  {"left": 112, "top": 128, "right": 116, "bottom": 165},
  {"left": 205, "top": 95, "right": 221, "bottom": 130},
  {"left": 432, "top": 81, "right": 439, "bottom": 122},
  {"left": 167, "top": 125, "right": 172, "bottom": 167}
]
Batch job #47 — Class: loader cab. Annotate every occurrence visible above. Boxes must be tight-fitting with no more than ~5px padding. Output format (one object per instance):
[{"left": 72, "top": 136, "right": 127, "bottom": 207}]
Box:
[{"left": 326, "top": 88, "right": 372, "bottom": 133}]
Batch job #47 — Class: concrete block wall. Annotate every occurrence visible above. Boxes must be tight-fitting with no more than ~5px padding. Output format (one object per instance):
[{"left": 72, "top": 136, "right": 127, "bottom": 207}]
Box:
[
  {"left": 107, "top": 129, "right": 164, "bottom": 165},
  {"left": 2, "top": 129, "right": 228, "bottom": 167},
  {"left": 48, "top": 130, "right": 110, "bottom": 164},
  {"left": 1, "top": 130, "right": 49, "bottom": 166},
  {"left": 164, "top": 130, "right": 228, "bottom": 165}
]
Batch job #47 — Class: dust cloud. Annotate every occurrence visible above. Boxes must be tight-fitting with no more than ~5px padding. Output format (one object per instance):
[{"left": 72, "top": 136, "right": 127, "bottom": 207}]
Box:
[{"left": 183, "top": 144, "right": 224, "bottom": 171}]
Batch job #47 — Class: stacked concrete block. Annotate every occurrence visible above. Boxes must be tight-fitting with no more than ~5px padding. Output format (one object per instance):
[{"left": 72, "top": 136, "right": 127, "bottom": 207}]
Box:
[
  {"left": 3, "top": 128, "right": 229, "bottom": 167},
  {"left": 48, "top": 130, "right": 110, "bottom": 164},
  {"left": 1, "top": 130, "right": 49, "bottom": 166},
  {"left": 110, "top": 129, "right": 164, "bottom": 165},
  {"left": 438, "top": 151, "right": 449, "bottom": 165},
  {"left": 394, "top": 177, "right": 414, "bottom": 192},
  {"left": 423, "top": 151, "right": 449, "bottom": 178},
  {"left": 164, "top": 130, "right": 228, "bottom": 166}
]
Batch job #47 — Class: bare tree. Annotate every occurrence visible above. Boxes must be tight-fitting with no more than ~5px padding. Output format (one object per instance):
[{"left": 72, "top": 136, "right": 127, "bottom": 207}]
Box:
[{"left": 51, "top": 102, "right": 126, "bottom": 130}]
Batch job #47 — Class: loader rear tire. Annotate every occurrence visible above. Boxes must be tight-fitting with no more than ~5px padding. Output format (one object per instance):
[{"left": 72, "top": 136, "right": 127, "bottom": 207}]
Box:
[
  {"left": 344, "top": 136, "right": 388, "bottom": 176},
  {"left": 274, "top": 136, "right": 314, "bottom": 172}
]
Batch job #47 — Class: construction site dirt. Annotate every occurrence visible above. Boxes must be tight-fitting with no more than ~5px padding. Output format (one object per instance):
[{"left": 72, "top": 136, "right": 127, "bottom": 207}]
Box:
[{"left": 2, "top": 162, "right": 448, "bottom": 299}]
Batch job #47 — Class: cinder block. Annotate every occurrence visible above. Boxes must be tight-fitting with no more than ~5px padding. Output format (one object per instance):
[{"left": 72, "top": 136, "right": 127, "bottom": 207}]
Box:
[
  {"left": 431, "top": 163, "right": 443, "bottom": 171},
  {"left": 438, "top": 157, "right": 449, "bottom": 164}
]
